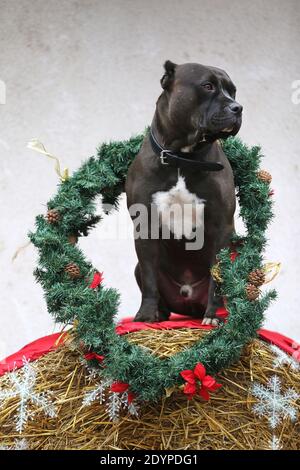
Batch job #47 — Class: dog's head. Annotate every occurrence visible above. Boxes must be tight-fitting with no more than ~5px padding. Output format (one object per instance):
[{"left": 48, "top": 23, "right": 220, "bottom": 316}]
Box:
[{"left": 159, "top": 60, "right": 242, "bottom": 144}]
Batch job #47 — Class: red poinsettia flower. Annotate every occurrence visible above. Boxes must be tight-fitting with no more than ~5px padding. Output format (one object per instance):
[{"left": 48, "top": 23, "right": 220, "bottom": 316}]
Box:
[
  {"left": 89, "top": 272, "right": 104, "bottom": 289},
  {"left": 127, "top": 391, "right": 136, "bottom": 404},
  {"left": 84, "top": 352, "right": 105, "bottom": 362},
  {"left": 110, "top": 381, "right": 130, "bottom": 393},
  {"left": 230, "top": 251, "right": 238, "bottom": 262},
  {"left": 180, "top": 363, "right": 222, "bottom": 401}
]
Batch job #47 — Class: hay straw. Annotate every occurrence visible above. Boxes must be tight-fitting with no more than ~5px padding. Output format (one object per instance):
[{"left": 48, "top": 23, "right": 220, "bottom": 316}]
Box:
[{"left": 0, "top": 329, "right": 299, "bottom": 450}]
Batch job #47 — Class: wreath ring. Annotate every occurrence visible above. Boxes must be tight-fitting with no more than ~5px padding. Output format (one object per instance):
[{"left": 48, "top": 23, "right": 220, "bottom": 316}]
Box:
[{"left": 29, "top": 130, "right": 276, "bottom": 403}]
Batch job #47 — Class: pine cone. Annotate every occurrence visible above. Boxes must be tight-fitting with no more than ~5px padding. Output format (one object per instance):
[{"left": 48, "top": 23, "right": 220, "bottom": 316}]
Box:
[
  {"left": 248, "top": 269, "right": 265, "bottom": 287},
  {"left": 68, "top": 234, "right": 78, "bottom": 245},
  {"left": 65, "top": 262, "right": 80, "bottom": 279},
  {"left": 257, "top": 170, "right": 272, "bottom": 184},
  {"left": 46, "top": 208, "right": 60, "bottom": 224},
  {"left": 245, "top": 283, "right": 260, "bottom": 301}
]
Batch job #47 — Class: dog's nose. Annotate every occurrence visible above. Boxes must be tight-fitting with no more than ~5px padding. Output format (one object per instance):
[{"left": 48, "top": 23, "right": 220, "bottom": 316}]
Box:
[{"left": 228, "top": 102, "right": 243, "bottom": 114}]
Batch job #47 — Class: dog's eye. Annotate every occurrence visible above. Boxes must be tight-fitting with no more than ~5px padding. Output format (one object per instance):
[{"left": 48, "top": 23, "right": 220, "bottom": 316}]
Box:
[{"left": 202, "top": 83, "right": 214, "bottom": 91}]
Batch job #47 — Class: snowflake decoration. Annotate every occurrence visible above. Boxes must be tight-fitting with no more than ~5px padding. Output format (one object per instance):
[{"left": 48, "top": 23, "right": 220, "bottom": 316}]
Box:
[
  {"left": 82, "top": 376, "right": 139, "bottom": 421},
  {"left": 106, "top": 390, "right": 139, "bottom": 421},
  {"left": 251, "top": 375, "right": 299, "bottom": 429},
  {"left": 0, "top": 438, "right": 28, "bottom": 451},
  {"left": 0, "top": 359, "right": 57, "bottom": 433},
  {"left": 127, "top": 399, "right": 140, "bottom": 419},
  {"left": 106, "top": 390, "right": 122, "bottom": 421},
  {"left": 85, "top": 368, "right": 100, "bottom": 382},
  {"left": 14, "top": 438, "right": 28, "bottom": 450},
  {"left": 269, "top": 434, "right": 282, "bottom": 450},
  {"left": 270, "top": 345, "right": 300, "bottom": 371},
  {"left": 82, "top": 377, "right": 113, "bottom": 406}
]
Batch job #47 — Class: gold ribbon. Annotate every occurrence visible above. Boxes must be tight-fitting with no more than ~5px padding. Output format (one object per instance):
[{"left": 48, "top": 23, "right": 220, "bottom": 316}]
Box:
[
  {"left": 211, "top": 262, "right": 223, "bottom": 283},
  {"left": 211, "top": 261, "right": 281, "bottom": 285},
  {"left": 12, "top": 239, "right": 31, "bottom": 262},
  {"left": 165, "top": 385, "right": 179, "bottom": 398},
  {"left": 27, "top": 139, "right": 69, "bottom": 182},
  {"left": 263, "top": 262, "right": 281, "bottom": 284}
]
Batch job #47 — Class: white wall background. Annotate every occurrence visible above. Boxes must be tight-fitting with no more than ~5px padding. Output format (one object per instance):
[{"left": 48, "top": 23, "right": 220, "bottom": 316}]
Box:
[{"left": 0, "top": 0, "right": 300, "bottom": 357}]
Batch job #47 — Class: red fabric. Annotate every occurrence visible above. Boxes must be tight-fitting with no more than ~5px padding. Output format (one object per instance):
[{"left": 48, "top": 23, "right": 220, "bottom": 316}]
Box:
[
  {"left": 258, "top": 329, "right": 300, "bottom": 360},
  {"left": 115, "top": 308, "right": 229, "bottom": 335},
  {"left": 0, "top": 332, "right": 68, "bottom": 376},
  {"left": 116, "top": 313, "right": 216, "bottom": 335},
  {"left": 1, "top": 308, "right": 299, "bottom": 378}
]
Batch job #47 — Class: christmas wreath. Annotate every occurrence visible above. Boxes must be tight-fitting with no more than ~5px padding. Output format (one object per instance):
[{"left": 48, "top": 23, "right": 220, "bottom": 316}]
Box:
[{"left": 28, "top": 130, "right": 276, "bottom": 404}]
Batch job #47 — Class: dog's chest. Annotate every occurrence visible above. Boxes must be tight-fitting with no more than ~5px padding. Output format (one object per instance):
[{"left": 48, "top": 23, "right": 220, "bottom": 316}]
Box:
[{"left": 152, "top": 175, "right": 205, "bottom": 239}]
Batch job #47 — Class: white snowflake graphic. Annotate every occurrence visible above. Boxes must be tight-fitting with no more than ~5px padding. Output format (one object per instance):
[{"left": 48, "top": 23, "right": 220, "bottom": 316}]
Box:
[
  {"left": 270, "top": 345, "right": 300, "bottom": 371},
  {"left": 251, "top": 375, "right": 299, "bottom": 429},
  {"left": 0, "top": 359, "right": 57, "bottom": 433}
]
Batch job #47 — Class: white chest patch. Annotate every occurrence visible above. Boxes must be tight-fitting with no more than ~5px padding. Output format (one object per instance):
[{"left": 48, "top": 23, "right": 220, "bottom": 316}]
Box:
[{"left": 152, "top": 176, "right": 205, "bottom": 239}]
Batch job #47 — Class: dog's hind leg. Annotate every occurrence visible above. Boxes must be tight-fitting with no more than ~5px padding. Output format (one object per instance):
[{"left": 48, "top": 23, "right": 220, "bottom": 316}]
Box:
[{"left": 158, "top": 297, "right": 171, "bottom": 321}]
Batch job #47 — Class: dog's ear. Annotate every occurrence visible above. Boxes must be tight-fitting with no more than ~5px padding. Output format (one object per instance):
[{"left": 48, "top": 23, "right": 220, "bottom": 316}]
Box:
[{"left": 160, "top": 60, "right": 177, "bottom": 89}]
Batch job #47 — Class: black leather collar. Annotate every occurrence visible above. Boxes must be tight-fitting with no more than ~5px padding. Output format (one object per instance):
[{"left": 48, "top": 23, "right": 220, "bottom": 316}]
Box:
[{"left": 149, "top": 128, "right": 224, "bottom": 171}]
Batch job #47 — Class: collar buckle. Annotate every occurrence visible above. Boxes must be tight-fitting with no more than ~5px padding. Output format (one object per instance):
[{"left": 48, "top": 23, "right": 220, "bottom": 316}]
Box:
[{"left": 160, "top": 149, "right": 169, "bottom": 165}]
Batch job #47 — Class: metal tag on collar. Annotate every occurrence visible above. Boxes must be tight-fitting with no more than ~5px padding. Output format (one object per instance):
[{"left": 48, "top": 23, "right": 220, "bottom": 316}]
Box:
[{"left": 160, "top": 149, "right": 169, "bottom": 165}]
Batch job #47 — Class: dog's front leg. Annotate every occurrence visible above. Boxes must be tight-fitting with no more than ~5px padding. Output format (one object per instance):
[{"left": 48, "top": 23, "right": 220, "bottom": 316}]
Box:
[
  {"left": 134, "top": 238, "right": 162, "bottom": 322},
  {"left": 202, "top": 228, "right": 234, "bottom": 326},
  {"left": 202, "top": 277, "right": 224, "bottom": 326}
]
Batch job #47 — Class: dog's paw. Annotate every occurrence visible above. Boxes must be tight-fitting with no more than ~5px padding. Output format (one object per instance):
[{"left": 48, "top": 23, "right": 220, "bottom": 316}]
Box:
[
  {"left": 202, "top": 308, "right": 220, "bottom": 326},
  {"left": 134, "top": 308, "right": 169, "bottom": 323},
  {"left": 202, "top": 317, "right": 219, "bottom": 326}
]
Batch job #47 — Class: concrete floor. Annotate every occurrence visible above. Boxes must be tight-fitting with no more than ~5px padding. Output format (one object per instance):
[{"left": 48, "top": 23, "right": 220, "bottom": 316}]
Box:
[{"left": 0, "top": 0, "right": 300, "bottom": 357}]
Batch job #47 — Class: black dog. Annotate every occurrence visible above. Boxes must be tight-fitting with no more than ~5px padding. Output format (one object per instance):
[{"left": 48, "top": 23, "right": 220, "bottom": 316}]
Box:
[{"left": 125, "top": 61, "right": 242, "bottom": 324}]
